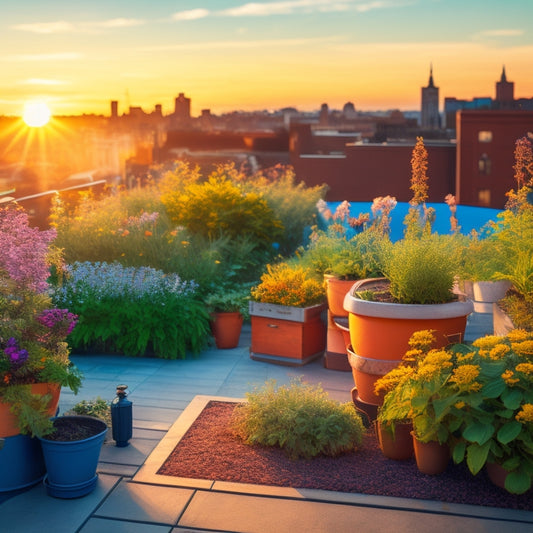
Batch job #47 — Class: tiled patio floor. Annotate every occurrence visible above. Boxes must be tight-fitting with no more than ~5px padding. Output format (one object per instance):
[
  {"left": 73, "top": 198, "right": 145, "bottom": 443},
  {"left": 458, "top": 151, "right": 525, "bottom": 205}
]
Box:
[{"left": 2, "top": 313, "right": 533, "bottom": 532}]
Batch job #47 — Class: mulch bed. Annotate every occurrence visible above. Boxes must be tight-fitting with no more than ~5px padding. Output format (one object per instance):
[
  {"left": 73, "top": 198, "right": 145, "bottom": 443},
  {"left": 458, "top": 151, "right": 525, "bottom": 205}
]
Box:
[{"left": 157, "top": 401, "right": 533, "bottom": 511}]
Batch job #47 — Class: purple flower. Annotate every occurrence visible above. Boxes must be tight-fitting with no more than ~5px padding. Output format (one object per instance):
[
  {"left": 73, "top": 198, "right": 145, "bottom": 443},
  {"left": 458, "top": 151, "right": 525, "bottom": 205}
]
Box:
[{"left": 4, "top": 337, "right": 29, "bottom": 367}]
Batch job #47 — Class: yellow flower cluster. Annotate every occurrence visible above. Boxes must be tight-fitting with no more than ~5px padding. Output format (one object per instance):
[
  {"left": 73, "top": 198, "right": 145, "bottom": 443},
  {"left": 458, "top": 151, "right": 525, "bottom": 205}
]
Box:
[
  {"left": 511, "top": 340, "right": 533, "bottom": 357},
  {"left": 516, "top": 404, "right": 533, "bottom": 424},
  {"left": 507, "top": 329, "right": 532, "bottom": 343},
  {"left": 472, "top": 335, "right": 503, "bottom": 350},
  {"left": 515, "top": 362, "right": 533, "bottom": 376},
  {"left": 421, "top": 349, "right": 453, "bottom": 369},
  {"left": 502, "top": 369, "right": 520, "bottom": 386},
  {"left": 408, "top": 329, "right": 437, "bottom": 351},
  {"left": 374, "top": 365, "right": 415, "bottom": 395},
  {"left": 488, "top": 344, "right": 511, "bottom": 360},
  {"left": 449, "top": 364, "right": 482, "bottom": 392}
]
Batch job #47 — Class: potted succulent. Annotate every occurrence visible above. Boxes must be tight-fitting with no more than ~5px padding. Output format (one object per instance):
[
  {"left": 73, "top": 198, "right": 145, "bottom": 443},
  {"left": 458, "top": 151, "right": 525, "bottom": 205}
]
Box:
[
  {"left": 249, "top": 262, "right": 326, "bottom": 365},
  {"left": 205, "top": 283, "right": 252, "bottom": 349},
  {"left": 0, "top": 204, "right": 82, "bottom": 493}
]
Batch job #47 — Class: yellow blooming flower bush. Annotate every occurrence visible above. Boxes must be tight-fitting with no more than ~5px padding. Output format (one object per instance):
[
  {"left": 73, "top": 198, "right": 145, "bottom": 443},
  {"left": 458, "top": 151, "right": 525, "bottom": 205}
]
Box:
[
  {"left": 376, "top": 328, "right": 533, "bottom": 494},
  {"left": 250, "top": 263, "right": 325, "bottom": 308}
]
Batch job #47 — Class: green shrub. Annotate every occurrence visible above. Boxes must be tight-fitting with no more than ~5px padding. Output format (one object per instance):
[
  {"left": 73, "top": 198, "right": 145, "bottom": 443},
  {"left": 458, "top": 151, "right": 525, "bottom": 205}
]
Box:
[
  {"left": 379, "top": 234, "right": 462, "bottom": 304},
  {"left": 246, "top": 166, "right": 327, "bottom": 256},
  {"left": 66, "top": 397, "right": 111, "bottom": 428},
  {"left": 52, "top": 262, "right": 211, "bottom": 359},
  {"left": 161, "top": 171, "right": 283, "bottom": 251},
  {"left": 230, "top": 379, "right": 364, "bottom": 460}
]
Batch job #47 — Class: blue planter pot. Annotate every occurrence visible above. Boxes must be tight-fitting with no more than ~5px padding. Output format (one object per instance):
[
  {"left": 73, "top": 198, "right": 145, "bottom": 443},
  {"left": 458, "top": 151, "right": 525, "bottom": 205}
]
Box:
[
  {"left": 38, "top": 416, "right": 107, "bottom": 499},
  {"left": 0, "top": 434, "right": 46, "bottom": 497}
]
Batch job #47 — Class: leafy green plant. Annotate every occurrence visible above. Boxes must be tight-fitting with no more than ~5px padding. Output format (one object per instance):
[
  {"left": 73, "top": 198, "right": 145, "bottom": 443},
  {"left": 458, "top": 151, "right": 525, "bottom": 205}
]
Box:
[
  {"left": 231, "top": 379, "right": 364, "bottom": 460},
  {"left": 66, "top": 397, "right": 111, "bottom": 428},
  {"left": 204, "top": 283, "right": 252, "bottom": 319},
  {"left": 161, "top": 169, "right": 283, "bottom": 252},
  {"left": 378, "top": 234, "right": 462, "bottom": 304},
  {"left": 52, "top": 262, "right": 211, "bottom": 359}
]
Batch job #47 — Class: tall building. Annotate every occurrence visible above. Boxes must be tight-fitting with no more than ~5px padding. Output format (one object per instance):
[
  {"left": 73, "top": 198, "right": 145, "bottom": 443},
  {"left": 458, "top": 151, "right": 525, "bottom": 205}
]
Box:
[
  {"left": 495, "top": 66, "right": 515, "bottom": 109},
  {"left": 174, "top": 93, "right": 191, "bottom": 122},
  {"left": 421, "top": 65, "right": 440, "bottom": 130}
]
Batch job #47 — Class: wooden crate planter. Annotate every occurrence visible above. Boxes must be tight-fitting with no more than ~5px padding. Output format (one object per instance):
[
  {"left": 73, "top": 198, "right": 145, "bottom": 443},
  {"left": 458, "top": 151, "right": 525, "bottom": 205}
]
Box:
[{"left": 249, "top": 302, "right": 327, "bottom": 366}]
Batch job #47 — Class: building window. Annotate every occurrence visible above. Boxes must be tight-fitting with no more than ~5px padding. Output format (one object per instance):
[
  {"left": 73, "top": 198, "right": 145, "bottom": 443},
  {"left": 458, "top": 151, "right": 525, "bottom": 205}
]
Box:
[
  {"left": 478, "top": 153, "right": 492, "bottom": 174},
  {"left": 478, "top": 131, "right": 492, "bottom": 143},
  {"left": 478, "top": 189, "right": 491, "bottom": 207}
]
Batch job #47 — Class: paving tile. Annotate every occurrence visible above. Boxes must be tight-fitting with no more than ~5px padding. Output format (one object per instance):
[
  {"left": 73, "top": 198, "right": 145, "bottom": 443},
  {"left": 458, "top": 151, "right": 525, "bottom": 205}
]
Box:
[
  {"left": 80, "top": 517, "right": 172, "bottom": 533},
  {"left": 94, "top": 480, "right": 194, "bottom": 525},
  {"left": 99, "top": 438, "right": 161, "bottom": 466},
  {"left": 0, "top": 474, "right": 119, "bottom": 533},
  {"left": 178, "top": 490, "right": 533, "bottom": 533}
]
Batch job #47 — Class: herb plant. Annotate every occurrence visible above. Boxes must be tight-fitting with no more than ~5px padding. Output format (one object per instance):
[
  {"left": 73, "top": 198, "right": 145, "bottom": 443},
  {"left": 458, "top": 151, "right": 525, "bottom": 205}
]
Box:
[{"left": 231, "top": 379, "right": 364, "bottom": 460}]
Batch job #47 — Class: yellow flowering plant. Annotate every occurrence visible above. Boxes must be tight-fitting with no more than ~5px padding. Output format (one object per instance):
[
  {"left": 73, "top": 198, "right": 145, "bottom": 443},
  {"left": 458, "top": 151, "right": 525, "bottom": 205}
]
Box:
[
  {"left": 250, "top": 262, "right": 325, "bottom": 308},
  {"left": 447, "top": 330, "right": 533, "bottom": 494},
  {"left": 376, "top": 329, "right": 533, "bottom": 494}
]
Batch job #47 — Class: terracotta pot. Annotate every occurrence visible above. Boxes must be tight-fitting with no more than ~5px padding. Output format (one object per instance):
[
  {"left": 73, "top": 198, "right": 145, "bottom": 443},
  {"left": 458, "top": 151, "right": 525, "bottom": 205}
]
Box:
[
  {"left": 210, "top": 312, "right": 243, "bottom": 349},
  {"left": 412, "top": 434, "right": 450, "bottom": 475},
  {"left": 326, "top": 277, "right": 356, "bottom": 317},
  {"left": 375, "top": 420, "right": 414, "bottom": 461},
  {"left": 344, "top": 279, "right": 474, "bottom": 360},
  {"left": 0, "top": 382, "right": 61, "bottom": 437},
  {"left": 486, "top": 462, "right": 509, "bottom": 490},
  {"left": 346, "top": 345, "right": 398, "bottom": 405}
]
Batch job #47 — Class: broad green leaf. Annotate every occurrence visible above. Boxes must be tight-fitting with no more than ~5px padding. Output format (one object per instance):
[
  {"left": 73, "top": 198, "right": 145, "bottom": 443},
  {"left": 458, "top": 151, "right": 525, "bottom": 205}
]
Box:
[
  {"left": 497, "top": 420, "right": 523, "bottom": 445},
  {"left": 466, "top": 441, "right": 490, "bottom": 475},
  {"left": 506, "top": 470, "right": 532, "bottom": 495},
  {"left": 501, "top": 388, "right": 523, "bottom": 410},
  {"left": 481, "top": 379, "right": 506, "bottom": 399},
  {"left": 452, "top": 440, "right": 466, "bottom": 464},
  {"left": 463, "top": 422, "right": 495, "bottom": 445}
]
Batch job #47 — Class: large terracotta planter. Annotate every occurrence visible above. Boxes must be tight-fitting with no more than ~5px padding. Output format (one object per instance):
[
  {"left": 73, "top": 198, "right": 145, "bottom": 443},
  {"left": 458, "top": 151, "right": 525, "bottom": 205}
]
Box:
[
  {"left": 325, "top": 277, "right": 355, "bottom": 317},
  {"left": 249, "top": 301, "right": 326, "bottom": 366},
  {"left": 493, "top": 303, "right": 515, "bottom": 336},
  {"left": 462, "top": 280, "right": 511, "bottom": 313},
  {"left": 412, "top": 435, "right": 450, "bottom": 475},
  {"left": 210, "top": 312, "right": 244, "bottom": 349},
  {"left": 375, "top": 420, "right": 414, "bottom": 461},
  {"left": 0, "top": 383, "right": 61, "bottom": 438},
  {"left": 343, "top": 278, "right": 473, "bottom": 404}
]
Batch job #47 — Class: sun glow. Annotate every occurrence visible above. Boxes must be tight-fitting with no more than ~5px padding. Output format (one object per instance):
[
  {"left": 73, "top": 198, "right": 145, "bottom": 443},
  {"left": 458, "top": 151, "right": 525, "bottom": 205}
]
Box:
[{"left": 22, "top": 100, "right": 51, "bottom": 128}]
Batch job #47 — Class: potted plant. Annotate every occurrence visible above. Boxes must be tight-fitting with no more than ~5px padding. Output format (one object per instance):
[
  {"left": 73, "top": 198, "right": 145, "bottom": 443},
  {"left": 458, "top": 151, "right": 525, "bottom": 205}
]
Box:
[
  {"left": 446, "top": 330, "right": 533, "bottom": 494},
  {"left": 0, "top": 205, "right": 82, "bottom": 494},
  {"left": 343, "top": 138, "right": 473, "bottom": 408},
  {"left": 205, "top": 283, "right": 251, "bottom": 349},
  {"left": 38, "top": 414, "right": 107, "bottom": 498},
  {"left": 249, "top": 262, "right": 326, "bottom": 365}
]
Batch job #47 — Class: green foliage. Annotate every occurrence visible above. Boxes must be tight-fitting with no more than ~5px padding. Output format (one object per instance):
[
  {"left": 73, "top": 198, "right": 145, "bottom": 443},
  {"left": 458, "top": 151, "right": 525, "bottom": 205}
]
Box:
[
  {"left": 245, "top": 166, "right": 327, "bottom": 256},
  {"left": 161, "top": 171, "right": 283, "bottom": 250},
  {"left": 379, "top": 234, "right": 462, "bottom": 304},
  {"left": 231, "top": 379, "right": 364, "bottom": 460},
  {"left": 66, "top": 397, "right": 111, "bottom": 428},
  {"left": 52, "top": 262, "right": 211, "bottom": 359},
  {"left": 204, "top": 282, "right": 252, "bottom": 319},
  {"left": 296, "top": 228, "right": 383, "bottom": 280}
]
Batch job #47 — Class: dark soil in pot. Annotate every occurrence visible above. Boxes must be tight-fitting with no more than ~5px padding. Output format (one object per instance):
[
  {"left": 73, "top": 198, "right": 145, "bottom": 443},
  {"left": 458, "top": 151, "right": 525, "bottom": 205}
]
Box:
[{"left": 44, "top": 416, "right": 106, "bottom": 442}]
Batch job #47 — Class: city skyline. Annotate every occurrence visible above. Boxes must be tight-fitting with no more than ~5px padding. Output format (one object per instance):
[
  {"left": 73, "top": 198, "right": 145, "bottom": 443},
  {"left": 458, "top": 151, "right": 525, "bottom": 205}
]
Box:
[{"left": 2, "top": 0, "right": 533, "bottom": 118}]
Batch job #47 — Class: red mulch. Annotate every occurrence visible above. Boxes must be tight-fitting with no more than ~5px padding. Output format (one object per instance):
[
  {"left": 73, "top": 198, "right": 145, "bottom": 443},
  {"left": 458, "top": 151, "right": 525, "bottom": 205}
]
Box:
[{"left": 157, "top": 401, "right": 533, "bottom": 511}]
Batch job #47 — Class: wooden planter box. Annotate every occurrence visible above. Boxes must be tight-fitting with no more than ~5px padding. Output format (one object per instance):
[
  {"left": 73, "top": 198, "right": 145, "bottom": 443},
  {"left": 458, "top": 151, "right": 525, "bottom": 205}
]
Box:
[{"left": 249, "top": 302, "right": 327, "bottom": 366}]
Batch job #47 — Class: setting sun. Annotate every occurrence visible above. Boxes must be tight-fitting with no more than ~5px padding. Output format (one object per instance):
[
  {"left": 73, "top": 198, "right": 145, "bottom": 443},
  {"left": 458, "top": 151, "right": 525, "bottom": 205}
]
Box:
[{"left": 22, "top": 100, "right": 51, "bottom": 128}]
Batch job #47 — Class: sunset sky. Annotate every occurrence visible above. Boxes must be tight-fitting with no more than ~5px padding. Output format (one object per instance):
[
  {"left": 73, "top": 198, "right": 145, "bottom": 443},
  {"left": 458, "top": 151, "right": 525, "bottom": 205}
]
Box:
[{"left": 2, "top": 0, "right": 532, "bottom": 118}]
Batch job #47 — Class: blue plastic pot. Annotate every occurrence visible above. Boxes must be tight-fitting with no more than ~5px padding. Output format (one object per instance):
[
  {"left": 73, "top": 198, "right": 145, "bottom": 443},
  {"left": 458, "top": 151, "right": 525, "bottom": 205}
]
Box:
[
  {"left": 38, "top": 416, "right": 107, "bottom": 499},
  {"left": 0, "top": 434, "right": 46, "bottom": 496}
]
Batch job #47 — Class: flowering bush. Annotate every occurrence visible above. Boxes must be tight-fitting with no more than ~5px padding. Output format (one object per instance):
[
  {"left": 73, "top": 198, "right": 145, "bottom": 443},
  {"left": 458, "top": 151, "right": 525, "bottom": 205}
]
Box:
[
  {"left": 0, "top": 205, "right": 82, "bottom": 437},
  {"left": 52, "top": 261, "right": 211, "bottom": 359},
  {"left": 250, "top": 263, "right": 325, "bottom": 308}
]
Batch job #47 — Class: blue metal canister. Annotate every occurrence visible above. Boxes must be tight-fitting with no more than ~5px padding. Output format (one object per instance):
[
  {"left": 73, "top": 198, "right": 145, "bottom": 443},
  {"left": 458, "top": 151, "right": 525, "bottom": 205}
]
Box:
[{"left": 111, "top": 385, "right": 132, "bottom": 447}]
